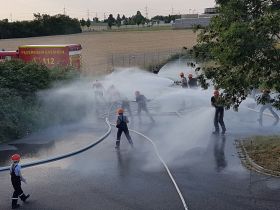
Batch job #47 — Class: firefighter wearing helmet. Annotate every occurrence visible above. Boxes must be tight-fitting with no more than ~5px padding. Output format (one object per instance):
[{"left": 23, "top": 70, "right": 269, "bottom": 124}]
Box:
[
  {"left": 211, "top": 90, "right": 226, "bottom": 134},
  {"left": 10, "top": 154, "right": 30, "bottom": 209},
  {"left": 115, "top": 108, "right": 133, "bottom": 149},
  {"left": 179, "top": 72, "right": 188, "bottom": 88},
  {"left": 188, "top": 73, "right": 198, "bottom": 88},
  {"left": 135, "top": 91, "right": 155, "bottom": 123}
]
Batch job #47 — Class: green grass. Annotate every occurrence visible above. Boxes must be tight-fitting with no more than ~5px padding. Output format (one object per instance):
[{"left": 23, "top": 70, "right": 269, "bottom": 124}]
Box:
[{"left": 243, "top": 136, "right": 280, "bottom": 172}]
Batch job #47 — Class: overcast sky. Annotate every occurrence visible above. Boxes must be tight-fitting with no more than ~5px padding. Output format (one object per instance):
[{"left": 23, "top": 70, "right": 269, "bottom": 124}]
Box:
[{"left": 0, "top": 0, "right": 216, "bottom": 21}]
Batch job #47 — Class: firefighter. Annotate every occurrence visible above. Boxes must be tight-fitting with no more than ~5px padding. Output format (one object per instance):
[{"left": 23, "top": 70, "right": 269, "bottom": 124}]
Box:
[
  {"left": 121, "top": 97, "right": 133, "bottom": 118},
  {"left": 135, "top": 91, "right": 155, "bottom": 122},
  {"left": 10, "top": 154, "right": 30, "bottom": 209},
  {"left": 115, "top": 108, "right": 133, "bottom": 149},
  {"left": 211, "top": 90, "right": 226, "bottom": 134},
  {"left": 188, "top": 73, "right": 198, "bottom": 88},
  {"left": 92, "top": 80, "right": 105, "bottom": 115},
  {"left": 258, "top": 89, "right": 279, "bottom": 126},
  {"left": 106, "top": 85, "right": 121, "bottom": 104},
  {"left": 92, "top": 80, "right": 104, "bottom": 98},
  {"left": 179, "top": 72, "right": 188, "bottom": 88}
]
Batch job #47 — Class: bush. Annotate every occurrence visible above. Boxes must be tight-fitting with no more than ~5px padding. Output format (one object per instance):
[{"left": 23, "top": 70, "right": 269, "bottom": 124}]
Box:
[{"left": 0, "top": 60, "right": 78, "bottom": 143}]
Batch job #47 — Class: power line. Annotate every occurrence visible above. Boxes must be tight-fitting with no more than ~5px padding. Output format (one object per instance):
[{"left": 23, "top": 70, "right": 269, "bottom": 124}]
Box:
[
  {"left": 145, "top": 5, "right": 148, "bottom": 19},
  {"left": 87, "top": 9, "right": 90, "bottom": 20}
]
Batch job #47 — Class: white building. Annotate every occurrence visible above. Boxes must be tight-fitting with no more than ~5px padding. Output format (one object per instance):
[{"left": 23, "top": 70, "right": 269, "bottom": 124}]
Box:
[{"left": 172, "top": 7, "right": 218, "bottom": 29}]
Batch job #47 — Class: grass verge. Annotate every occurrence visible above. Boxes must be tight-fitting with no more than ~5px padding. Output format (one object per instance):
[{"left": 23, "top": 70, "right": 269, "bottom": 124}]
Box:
[{"left": 243, "top": 136, "right": 280, "bottom": 172}]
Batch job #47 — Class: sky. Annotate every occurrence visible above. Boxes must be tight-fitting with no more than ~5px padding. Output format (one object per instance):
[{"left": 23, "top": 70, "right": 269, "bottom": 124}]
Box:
[{"left": 0, "top": 0, "right": 216, "bottom": 21}]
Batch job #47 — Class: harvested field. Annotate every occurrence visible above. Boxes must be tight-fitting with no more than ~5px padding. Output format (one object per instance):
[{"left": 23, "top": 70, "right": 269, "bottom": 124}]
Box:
[{"left": 0, "top": 30, "right": 197, "bottom": 75}]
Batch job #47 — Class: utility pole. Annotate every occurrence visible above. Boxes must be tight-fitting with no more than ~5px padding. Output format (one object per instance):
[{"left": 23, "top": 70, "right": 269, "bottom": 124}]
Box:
[
  {"left": 145, "top": 5, "right": 148, "bottom": 19},
  {"left": 87, "top": 9, "right": 90, "bottom": 20},
  {"left": 171, "top": 7, "right": 174, "bottom": 15},
  {"left": 63, "top": 6, "right": 66, "bottom": 15},
  {"left": 104, "top": 13, "right": 106, "bottom": 21},
  {"left": 10, "top": 13, "right": 12, "bottom": 22}
]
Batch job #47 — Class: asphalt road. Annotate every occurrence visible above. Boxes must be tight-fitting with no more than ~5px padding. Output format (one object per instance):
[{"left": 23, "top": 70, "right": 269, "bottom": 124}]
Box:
[{"left": 1, "top": 63, "right": 280, "bottom": 209}]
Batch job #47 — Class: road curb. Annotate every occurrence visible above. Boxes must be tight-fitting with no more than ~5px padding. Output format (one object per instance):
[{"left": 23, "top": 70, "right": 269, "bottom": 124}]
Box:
[{"left": 237, "top": 139, "right": 280, "bottom": 178}]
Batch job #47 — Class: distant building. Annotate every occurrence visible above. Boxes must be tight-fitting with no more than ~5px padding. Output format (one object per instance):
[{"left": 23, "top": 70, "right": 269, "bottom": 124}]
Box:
[
  {"left": 181, "top": 14, "right": 199, "bottom": 19},
  {"left": 204, "top": 7, "right": 218, "bottom": 14},
  {"left": 172, "top": 7, "right": 218, "bottom": 29}
]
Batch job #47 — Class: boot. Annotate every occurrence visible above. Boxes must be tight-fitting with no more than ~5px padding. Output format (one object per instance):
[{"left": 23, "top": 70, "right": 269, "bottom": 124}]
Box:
[
  {"left": 221, "top": 128, "right": 226, "bottom": 135},
  {"left": 115, "top": 140, "right": 120, "bottom": 149},
  {"left": 20, "top": 194, "right": 30, "bottom": 202},
  {"left": 212, "top": 130, "right": 219, "bottom": 135},
  {"left": 129, "top": 140, "right": 134, "bottom": 148},
  {"left": 12, "top": 199, "right": 20, "bottom": 209}
]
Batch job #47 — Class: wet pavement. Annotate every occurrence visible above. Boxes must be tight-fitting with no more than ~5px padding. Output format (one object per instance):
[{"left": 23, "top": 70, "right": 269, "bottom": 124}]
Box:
[
  {"left": 0, "top": 62, "right": 280, "bottom": 209},
  {"left": 0, "top": 118, "right": 108, "bottom": 166}
]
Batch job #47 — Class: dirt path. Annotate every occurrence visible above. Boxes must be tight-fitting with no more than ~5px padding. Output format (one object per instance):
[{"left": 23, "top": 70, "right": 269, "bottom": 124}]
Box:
[{"left": 0, "top": 30, "right": 197, "bottom": 75}]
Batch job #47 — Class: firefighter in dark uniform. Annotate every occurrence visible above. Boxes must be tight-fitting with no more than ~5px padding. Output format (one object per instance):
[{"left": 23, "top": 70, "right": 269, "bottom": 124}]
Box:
[
  {"left": 211, "top": 90, "right": 226, "bottom": 134},
  {"left": 135, "top": 91, "right": 155, "bottom": 122},
  {"left": 115, "top": 108, "right": 133, "bottom": 149},
  {"left": 188, "top": 73, "right": 198, "bottom": 88},
  {"left": 10, "top": 154, "right": 30, "bottom": 209},
  {"left": 179, "top": 72, "right": 188, "bottom": 88}
]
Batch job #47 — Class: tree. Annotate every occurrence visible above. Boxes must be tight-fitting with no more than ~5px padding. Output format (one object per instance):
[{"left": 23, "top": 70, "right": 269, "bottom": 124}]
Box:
[
  {"left": 80, "top": 18, "right": 86, "bottom": 26},
  {"left": 135, "top": 11, "right": 145, "bottom": 27},
  {"left": 93, "top": 17, "right": 99, "bottom": 23},
  {"left": 151, "top": 15, "right": 180, "bottom": 23},
  {"left": 86, "top": 19, "right": 91, "bottom": 28},
  {"left": 107, "top": 14, "right": 115, "bottom": 29},
  {"left": 116, "top": 14, "right": 122, "bottom": 28},
  {"left": 193, "top": 0, "right": 280, "bottom": 110}
]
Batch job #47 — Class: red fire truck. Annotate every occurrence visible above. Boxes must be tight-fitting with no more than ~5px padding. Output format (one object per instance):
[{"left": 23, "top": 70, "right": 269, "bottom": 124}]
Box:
[
  {"left": 0, "top": 51, "right": 19, "bottom": 61},
  {"left": 0, "top": 44, "right": 82, "bottom": 69}
]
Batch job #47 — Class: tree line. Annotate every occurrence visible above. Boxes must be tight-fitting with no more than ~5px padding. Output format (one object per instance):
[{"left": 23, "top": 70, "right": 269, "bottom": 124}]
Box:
[
  {"left": 0, "top": 11, "right": 181, "bottom": 38},
  {"left": 80, "top": 11, "right": 181, "bottom": 29},
  {"left": 0, "top": 14, "right": 81, "bottom": 39}
]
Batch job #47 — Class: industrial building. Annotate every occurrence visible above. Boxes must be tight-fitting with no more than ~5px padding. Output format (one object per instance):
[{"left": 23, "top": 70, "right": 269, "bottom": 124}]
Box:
[{"left": 172, "top": 7, "right": 218, "bottom": 29}]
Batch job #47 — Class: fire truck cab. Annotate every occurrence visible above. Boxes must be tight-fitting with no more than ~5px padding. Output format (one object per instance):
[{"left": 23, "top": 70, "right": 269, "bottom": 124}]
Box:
[{"left": 0, "top": 50, "right": 19, "bottom": 62}]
